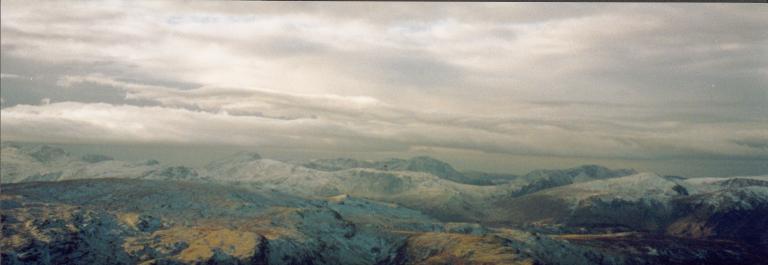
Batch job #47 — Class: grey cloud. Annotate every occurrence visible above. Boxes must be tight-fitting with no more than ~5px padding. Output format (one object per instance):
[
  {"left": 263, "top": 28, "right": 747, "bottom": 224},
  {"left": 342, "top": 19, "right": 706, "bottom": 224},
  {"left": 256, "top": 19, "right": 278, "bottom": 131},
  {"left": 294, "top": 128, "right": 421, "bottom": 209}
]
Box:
[
  {"left": 2, "top": 94, "right": 764, "bottom": 161},
  {"left": 1, "top": 2, "right": 766, "bottom": 176},
  {"left": 8, "top": 72, "right": 766, "bottom": 162},
  {"left": 0, "top": 56, "right": 188, "bottom": 108},
  {"left": 352, "top": 50, "right": 469, "bottom": 92}
]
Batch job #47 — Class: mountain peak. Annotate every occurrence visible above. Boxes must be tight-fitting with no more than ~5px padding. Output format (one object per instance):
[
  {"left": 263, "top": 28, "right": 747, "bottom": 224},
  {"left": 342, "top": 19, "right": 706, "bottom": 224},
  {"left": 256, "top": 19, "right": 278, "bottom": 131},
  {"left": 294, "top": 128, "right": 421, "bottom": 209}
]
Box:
[
  {"left": 204, "top": 151, "right": 263, "bottom": 172},
  {"left": 524, "top": 164, "right": 637, "bottom": 180},
  {"left": 28, "top": 145, "right": 69, "bottom": 163},
  {"left": 511, "top": 165, "right": 639, "bottom": 197},
  {"left": 224, "top": 151, "right": 263, "bottom": 162},
  {"left": 303, "top": 156, "right": 476, "bottom": 184},
  {"left": 409, "top": 156, "right": 444, "bottom": 163}
]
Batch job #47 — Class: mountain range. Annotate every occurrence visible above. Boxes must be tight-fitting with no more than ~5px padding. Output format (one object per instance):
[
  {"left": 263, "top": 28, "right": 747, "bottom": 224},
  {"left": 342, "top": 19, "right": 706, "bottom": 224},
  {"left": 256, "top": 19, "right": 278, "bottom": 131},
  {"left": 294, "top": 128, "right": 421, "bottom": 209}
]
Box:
[{"left": 1, "top": 142, "right": 766, "bottom": 264}]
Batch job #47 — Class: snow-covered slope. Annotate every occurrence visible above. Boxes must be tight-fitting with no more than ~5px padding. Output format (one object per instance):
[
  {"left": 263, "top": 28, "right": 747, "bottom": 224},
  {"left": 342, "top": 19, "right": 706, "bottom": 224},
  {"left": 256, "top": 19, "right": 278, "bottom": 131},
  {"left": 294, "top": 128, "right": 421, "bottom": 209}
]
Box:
[
  {"left": 489, "top": 172, "right": 768, "bottom": 248},
  {"left": 1, "top": 144, "right": 82, "bottom": 183},
  {"left": 0, "top": 143, "right": 171, "bottom": 183},
  {"left": 668, "top": 181, "right": 768, "bottom": 247},
  {"left": 680, "top": 175, "right": 768, "bottom": 193},
  {"left": 303, "top": 156, "right": 483, "bottom": 184},
  {"left": 505, "top": 165, "right": 639, "bottom": 197},
  {"left": 545, "top": 172, "right": 687, "bottom": 202},
  {"left": 489, "top": 173, "right": 688, "bottom": 230},
  {"left": 202, "top": 153, "right": 498, "bottom": 221}
]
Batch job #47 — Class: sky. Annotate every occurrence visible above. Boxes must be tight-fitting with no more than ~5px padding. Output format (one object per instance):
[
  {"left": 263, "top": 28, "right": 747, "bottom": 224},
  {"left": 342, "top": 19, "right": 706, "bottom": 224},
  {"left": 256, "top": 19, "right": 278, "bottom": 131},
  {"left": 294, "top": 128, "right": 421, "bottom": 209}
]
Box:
[{"left": 1, "top": 2, "right": 766, "bottom": 177}]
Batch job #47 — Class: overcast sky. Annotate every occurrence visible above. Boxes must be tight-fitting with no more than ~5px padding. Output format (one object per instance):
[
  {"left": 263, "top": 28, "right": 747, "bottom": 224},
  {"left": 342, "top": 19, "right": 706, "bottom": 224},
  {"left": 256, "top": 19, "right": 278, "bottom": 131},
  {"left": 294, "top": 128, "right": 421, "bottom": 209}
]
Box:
[{"left": 1, "top": 2, "right": 766, "bottom": 176}]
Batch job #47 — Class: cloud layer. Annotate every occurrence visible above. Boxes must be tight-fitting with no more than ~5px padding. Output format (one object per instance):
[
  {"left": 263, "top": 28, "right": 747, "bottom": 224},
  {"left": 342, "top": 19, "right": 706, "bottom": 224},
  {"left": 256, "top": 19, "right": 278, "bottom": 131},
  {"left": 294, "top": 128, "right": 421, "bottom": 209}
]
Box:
[{"left": 1, "top": 2, "right": 767, "bottom": 168}]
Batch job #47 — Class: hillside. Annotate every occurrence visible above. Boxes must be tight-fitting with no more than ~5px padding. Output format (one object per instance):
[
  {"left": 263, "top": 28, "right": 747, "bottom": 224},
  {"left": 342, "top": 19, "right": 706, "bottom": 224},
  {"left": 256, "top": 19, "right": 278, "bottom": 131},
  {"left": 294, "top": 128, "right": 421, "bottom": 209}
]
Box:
[{"left": 3, "top": 178, "right": 764, "bottom": 265}]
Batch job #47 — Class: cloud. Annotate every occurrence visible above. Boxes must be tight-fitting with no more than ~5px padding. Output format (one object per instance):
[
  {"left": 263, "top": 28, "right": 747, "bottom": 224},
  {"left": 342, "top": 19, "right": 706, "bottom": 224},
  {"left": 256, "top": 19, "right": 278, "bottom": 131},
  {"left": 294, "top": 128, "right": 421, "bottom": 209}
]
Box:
[
  {"left": 1, "top": 73, "right": 22, "bottom": 79},
  {"left": 2, "top": 100, "right": 766, "bottom": 161},
  {"left": 1, "top": 2, "right": 766, "bottom": 167},
  {"left": 3, "top": 3, "right": 765, "bottom": 103}
]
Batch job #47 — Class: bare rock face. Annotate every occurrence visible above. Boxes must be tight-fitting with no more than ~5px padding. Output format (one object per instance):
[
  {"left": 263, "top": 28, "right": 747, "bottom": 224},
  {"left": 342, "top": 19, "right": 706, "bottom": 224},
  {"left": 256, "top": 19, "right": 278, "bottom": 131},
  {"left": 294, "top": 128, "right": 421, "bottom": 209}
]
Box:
[
  {"left": 264, "top": 207, "right": 407, "bottom": 265},
  {"left": 1, "top": 196, "right": 133, "bottom": 265},
  {"left": 122, "top": 227, "right": 268, "bottom": 264},
  {"left": 403, "top": 233, "right": 535, "bottom": 265},
  {"left": 119, "top": 213, "right": 166, "bottom": 233}
]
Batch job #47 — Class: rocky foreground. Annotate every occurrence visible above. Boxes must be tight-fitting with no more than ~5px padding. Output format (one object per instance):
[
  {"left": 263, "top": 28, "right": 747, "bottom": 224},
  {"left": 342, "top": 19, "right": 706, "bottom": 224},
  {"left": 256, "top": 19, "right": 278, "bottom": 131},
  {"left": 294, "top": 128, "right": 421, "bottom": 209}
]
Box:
[{"left": 1, "top": 143, "right": 767, "bottom": 264}]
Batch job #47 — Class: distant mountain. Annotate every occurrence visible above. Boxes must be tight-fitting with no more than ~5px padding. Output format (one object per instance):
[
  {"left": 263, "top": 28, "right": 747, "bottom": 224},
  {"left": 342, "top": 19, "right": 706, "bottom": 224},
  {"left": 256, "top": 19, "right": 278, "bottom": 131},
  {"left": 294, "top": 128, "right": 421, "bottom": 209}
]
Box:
[
  {"left": 461, "top": 170, "right": 519, "bottom": 185},
  {"left": 490, "top": 173, "right": 687, "bottom": 229},
  {"left": 0, "top": 145, "right": 645, "bottom": 224},
  {"left": 204, "top": 154, "right": 495, "bottom": 221},
  {"left": 0, "top": 143, "right": 194, "bottom": 183},
  {"left": 3, "top": 144, "right": 768, "bottom": 264},
  {"left": 669, "top": 176, "right": 768, "bottom": 247},
  {"left": 80, "top": 154, "right": 114, "bottom": 163},
  {"left": 508, "top": 165, "right": 638, "bottom": 197},
  {"left": 303, "top": 156, "right": 483, "bottom": 184},
  {"left": 303, "top": 158, "right": 637, "bottom": 189},
  {"left": 490, "top": 173, "right": 768, "bottom": 249}
]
